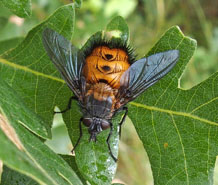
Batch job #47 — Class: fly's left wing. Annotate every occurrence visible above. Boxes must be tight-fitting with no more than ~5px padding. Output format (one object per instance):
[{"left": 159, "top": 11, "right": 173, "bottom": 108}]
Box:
[
  {"left": 118, "top": 50, "right": 179, "bottom": 105},
  {"left": 42, "top": 28, "right": 84, "bottom": 97}
]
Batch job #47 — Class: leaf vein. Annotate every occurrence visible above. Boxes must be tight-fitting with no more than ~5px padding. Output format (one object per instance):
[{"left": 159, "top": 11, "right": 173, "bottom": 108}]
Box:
[
  {"left": 207, "top": 126, "right": 211, "bottom": 179},
  {"left": 35, "top": 76, "right": 38, "bottom": 113},
  {"left": 151, "top": 111, "right": 162, "bottom": 177},
  {"left": 170, "top": 114, "right": 189, "bottom": 185},
  {"left": 185, "top": 86, "right": 199, "bottom": 112},
  {"left": 0, "top": 58, "right": 65, "bottom": 83},
  {"left": 4, "top": 27, "right": 43, "bottom": 61},
  {"left": 130, "top": 102, "right": 218, "bottom": 126},
  {"left": 190, "top": 97, "right": 218, "bottom": 113}
]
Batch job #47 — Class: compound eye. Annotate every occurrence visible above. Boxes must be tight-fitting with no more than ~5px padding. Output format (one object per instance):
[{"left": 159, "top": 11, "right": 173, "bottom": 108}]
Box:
[
  {"left": 101, "top": 120, "right": 110, "bottom": 130},
  {"left": 83, "top": 118, "right": 92, "bottom": 127}
]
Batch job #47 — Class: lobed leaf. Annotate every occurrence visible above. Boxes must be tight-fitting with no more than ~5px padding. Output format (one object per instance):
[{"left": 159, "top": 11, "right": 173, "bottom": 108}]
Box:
[
  {"left": 0, "top": 4, "right": 84, "bottom": 185},
  {"left": 128, "top": 26, "right": 218, "bottom": 184},
  {"left": 0, "top": 4, "right": 76, "bottom": 132}
]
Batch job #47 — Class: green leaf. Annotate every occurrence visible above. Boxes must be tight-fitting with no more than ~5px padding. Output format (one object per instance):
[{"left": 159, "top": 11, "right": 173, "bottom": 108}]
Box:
[
  {"left": 128, "top": 26, "right": 218, "bottom": 184},
  {"left": 73, "top": 0, "right": 82, "bottom": 8},
  {"left": 105, "top": 16, "right": 129, "bottom": 42},
  {"left": 68, "top": 113, "right": 120, "bottom": 185},
  {"left": 0, "top": 4, "right": 75, "bottom": 131},
  {"left": 1, "top": 165, "right": 38, "bottom": 185},
  {"left": 0, "top": 37, "right": 24, "bottom": 55},
  {"left": 0, "top": 79, "right": 83, "bottom": 185},
  {"left": 0, "top": 4, "right": 84, "bottom": 185},
  {"left": 0, "top": 76, "right": 49, "bottom": 139},
  {"left": 0, "top": 2, "right": 214, "bottom": 184},
  {"left": 0, "top": 17, "right": 8, "bottom": 30},
  {"left": 60, "top": 155, "right": 88, "bottom": 185},
  {"left": 0, "top": 0, "right": 31, "bottom": 18}
]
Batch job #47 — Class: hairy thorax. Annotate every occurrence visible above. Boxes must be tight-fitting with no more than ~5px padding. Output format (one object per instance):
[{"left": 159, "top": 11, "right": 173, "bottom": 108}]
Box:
[{"left": 83, "top": 46, "right": 130, "bottom": 89}]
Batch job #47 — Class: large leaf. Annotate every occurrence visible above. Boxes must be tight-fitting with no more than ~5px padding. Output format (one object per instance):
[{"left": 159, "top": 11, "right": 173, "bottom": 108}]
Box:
[
  {"left": 128, "top": 26, "right": 218, "bottom": 184},
  {"left": 0, "top": 3, "right": 83, "bottom": 185},
  {"left": 0, "top": 4, "right": 75, "bottom": 131},
  {"left": 0, "top": 0, "right": 31, "bottom": 18},
  {"left": 0, "top": 79, "right": 82, "bottom": 185}
]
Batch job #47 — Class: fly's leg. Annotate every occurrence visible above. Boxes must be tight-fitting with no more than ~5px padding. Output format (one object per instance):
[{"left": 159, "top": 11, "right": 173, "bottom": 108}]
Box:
[
  {"left": 119, "top": 106, "right": 128, "bottom": 137},
  {"left": 71, "top": 117, "right": 83, "bottom": 154},
  {"left": 107, "top": 122, "right": 117, "bottom": 162},
  {"left": 54, "top": 96, "right": 78, "bottom": 114}
]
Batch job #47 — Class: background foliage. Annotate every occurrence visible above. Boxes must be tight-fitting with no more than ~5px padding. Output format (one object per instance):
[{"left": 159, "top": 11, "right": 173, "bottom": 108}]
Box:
[{"left": 0, "top": 0, "right": 217, "bottom": 184}]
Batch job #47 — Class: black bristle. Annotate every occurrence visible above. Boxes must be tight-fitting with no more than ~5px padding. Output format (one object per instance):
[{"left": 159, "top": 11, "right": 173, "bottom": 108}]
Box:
[{"left": 80, "top": 33, "right": 137, "bottom": 64}]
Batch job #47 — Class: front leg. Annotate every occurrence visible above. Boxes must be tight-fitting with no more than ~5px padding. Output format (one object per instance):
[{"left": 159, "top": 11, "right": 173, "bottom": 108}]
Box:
[
  {"left": 119, "top": 106, "right": 128, "bottom": 137},
  {"left": 54, "top": 96, "right": 78, "bottom": 114},
  {"left": 71, "top": 117, "right": 83, "bottom": 153},
  {"left": 107, "top": 122, "right": 117, "bottom": 162}
]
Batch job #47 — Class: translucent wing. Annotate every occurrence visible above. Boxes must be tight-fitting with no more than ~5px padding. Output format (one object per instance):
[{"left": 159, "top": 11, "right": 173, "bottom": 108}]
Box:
[
  {"left": 118, "top": 50, "right": 179, "bottom": 104},
  {"left": 42, "top": 28, "right": 84, "bottom": 97}
]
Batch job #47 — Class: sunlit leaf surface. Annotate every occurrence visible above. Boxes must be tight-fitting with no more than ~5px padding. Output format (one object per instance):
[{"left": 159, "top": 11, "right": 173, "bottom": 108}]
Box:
[{"left": 128, "top": 26, "right": 218, "bottom": 184}]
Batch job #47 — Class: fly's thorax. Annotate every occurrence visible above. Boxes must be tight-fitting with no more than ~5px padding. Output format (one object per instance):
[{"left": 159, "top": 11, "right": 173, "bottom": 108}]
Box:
[{"left": 82, "top": 46, "right": 130, "bottom": 89}]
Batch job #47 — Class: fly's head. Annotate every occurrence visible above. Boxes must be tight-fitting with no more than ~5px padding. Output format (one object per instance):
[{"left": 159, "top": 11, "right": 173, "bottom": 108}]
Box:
[{"left": 83, "top": 117, "right": 110, "bottom": 142}]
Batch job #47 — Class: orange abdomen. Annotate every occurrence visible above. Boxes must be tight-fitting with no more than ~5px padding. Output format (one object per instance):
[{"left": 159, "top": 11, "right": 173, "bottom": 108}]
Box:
[{"left": 83, "top": 46, "right": 130, "bottom": 89}]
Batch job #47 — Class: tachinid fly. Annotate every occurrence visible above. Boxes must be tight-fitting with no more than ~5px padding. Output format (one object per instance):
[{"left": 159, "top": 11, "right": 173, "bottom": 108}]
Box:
[{"left": 42, "top": 28, "right": 179, "bottom": 162}]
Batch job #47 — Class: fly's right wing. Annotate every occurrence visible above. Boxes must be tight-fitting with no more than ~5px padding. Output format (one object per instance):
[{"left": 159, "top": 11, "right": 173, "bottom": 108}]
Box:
[
  {"left": 118, "top": 50, "right": 179, "bottom": 105},
  {"left": 42, "top": 28, "right": 84, "bottom": 97}
]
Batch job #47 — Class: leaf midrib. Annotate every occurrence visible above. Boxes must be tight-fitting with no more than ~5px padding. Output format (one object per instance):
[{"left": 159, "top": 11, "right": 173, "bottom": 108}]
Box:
[
  {"left": 1, "top": 58, "right": 217, "bottom": 127},
  {"left": 130, "top": 102, "right": 218, "bottom": 126},
  {"left": 0, "top": 58, "right": 64, "bottom": 83}
]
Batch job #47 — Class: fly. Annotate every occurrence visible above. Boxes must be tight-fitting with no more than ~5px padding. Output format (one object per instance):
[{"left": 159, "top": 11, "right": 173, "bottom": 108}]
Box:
[{"left": 42, "top": 28, "right": 179, "bottom": 162}]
